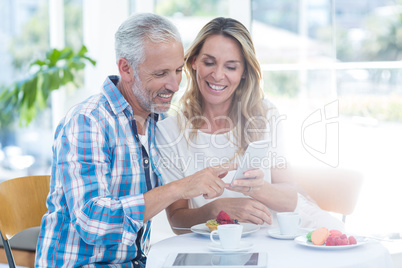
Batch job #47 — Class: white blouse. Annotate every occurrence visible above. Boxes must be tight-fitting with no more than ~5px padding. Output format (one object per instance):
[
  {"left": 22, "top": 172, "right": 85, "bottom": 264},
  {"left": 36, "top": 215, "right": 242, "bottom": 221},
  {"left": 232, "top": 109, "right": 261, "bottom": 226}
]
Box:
[{"left": 155, "top": 100, "right": 286, "bottom": 209}]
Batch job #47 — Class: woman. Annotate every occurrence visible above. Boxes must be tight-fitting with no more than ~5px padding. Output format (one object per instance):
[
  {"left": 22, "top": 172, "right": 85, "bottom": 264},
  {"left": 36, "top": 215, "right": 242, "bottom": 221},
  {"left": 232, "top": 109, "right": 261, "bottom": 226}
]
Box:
[{"left": 156, "top": 17, "right": 344, "bottom": 231}]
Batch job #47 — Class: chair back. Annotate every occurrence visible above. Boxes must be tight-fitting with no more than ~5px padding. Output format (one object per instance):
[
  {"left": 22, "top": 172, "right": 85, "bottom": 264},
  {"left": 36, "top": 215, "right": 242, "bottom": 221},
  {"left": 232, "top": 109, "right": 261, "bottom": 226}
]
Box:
[
  {"left": 0, "top": 175, "right": 50, "bottom": 240},
  {"left": 293, "top": 167, "right": 363, "bottom": 217}
]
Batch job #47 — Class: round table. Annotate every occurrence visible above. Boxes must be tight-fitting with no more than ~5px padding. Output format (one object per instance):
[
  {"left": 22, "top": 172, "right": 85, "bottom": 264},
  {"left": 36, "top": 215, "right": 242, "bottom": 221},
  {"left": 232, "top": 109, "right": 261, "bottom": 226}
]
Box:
[{"left": 146, "top": 227, "right": 393, "bottom": 268}]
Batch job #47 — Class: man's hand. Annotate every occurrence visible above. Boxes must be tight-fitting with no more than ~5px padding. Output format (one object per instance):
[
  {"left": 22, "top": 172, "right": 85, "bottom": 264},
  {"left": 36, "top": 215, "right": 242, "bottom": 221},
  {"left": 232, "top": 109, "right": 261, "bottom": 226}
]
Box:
[{"left": 175, "top": 163, "right": 237, "bottom": 200}]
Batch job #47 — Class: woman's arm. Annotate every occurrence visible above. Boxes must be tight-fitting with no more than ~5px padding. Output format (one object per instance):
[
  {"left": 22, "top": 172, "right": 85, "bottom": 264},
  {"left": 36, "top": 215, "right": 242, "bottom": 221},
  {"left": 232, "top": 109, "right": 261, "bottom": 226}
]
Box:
[
  {"left": 252, "top": 167, "right": 298, "bottom": 211},
  {"left": 226, "top": 166, "right": 298, "bottom": 212},
  {"left": 166, "top": 196, "right": 273, "bottom": 234}
]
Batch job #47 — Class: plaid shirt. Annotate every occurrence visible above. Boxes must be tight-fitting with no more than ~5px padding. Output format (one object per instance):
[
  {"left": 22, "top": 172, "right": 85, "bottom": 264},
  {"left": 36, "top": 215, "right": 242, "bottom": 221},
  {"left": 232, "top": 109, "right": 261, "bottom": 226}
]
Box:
[{"left": 36, "top": 76, "right": 163, "bottom": 267}]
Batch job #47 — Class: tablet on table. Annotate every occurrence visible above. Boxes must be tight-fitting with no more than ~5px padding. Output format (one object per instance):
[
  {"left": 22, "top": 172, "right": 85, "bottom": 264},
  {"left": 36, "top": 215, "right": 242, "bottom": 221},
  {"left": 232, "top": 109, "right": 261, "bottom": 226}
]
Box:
[{"left": 162, "top": 252, "right": 268, "bottom": 268}]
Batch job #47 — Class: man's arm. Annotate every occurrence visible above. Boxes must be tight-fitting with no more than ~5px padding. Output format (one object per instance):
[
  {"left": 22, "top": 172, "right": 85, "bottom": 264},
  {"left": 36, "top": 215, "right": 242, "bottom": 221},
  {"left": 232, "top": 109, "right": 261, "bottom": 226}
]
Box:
[
  {"left": 58, "top": 113, "right": 235, "bottom": 245},
  {"left": 143, "top": 164, "right": 236, "bottom": 223},
  {"left": 58, "top": 114, "right": 147, "bottom": 246}
]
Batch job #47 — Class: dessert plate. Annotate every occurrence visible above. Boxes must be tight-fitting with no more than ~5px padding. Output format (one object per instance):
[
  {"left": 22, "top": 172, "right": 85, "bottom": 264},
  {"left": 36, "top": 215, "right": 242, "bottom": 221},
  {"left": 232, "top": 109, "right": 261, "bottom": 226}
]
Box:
[
  {"left": 294, "top": 235, "right": 368, "bottom": 249},
  {"left": 191, "top": 222, "right": 260, "bottom": 236},
  {"left": 267, "top": 228, "right": 311, "bottom": 240},
  {"left": 208, "top": 241, "right": 254, "bottom": 252}
]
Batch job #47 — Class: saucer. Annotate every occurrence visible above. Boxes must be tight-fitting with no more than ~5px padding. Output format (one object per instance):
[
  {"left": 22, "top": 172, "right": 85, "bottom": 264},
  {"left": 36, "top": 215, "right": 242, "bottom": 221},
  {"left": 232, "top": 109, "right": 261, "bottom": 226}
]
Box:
[
  {"left": 268, "top": 228, "right": 310, "bottom": 240},
  {"left": 208, "top": 241, "right": 253, "bottom": 252},
  {"left": 191, "top": 222, "right": 260, "bottom": 236}
]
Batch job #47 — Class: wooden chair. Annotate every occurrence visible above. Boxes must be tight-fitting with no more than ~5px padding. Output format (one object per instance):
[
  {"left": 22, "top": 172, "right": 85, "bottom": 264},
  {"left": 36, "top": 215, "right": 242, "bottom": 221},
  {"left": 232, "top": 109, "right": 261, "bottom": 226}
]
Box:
[
  {"left": 292, "top": 167, "right": 363, "bottom": 222},
  {"left": 0, "top": 175, "right": 50, "bottom": 268}
]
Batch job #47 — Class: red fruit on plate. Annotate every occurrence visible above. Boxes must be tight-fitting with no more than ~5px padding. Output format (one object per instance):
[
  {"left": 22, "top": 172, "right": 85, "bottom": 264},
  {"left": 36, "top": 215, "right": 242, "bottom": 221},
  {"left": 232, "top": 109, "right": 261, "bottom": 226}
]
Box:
[
  {"left": 329, "top": 229, "right": 343, "bottom": 237},
  {"left": 334, "top": 237, "right": 340, "bottom": 245},
  {"left": 340, "top": 234, "right": 348, "bottom": 240},
  {"left": 216, "top": 210, "right": 231, "bottom": 224},
  {"left": 336, "top": 237, "right": 349, "bottom": 246},
  {"left": 325, "top": 236, "right": 336, "bottom": 246},
  {"left": 349, "top": 236, "right": 357, "bottom": 245}
]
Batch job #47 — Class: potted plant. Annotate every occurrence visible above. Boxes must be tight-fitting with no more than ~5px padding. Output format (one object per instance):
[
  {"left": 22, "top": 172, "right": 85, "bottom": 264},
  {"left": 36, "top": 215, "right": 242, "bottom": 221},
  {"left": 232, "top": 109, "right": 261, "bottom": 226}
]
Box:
[{"left": 0, "top": 45, "right": 96, "bottom": 127}]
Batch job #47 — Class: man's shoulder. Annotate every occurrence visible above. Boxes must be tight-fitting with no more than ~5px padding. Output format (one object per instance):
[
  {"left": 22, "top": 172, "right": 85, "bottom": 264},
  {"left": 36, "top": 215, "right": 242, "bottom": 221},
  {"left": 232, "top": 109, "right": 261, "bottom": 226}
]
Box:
[
  {"left": 69, "top": 94, "right": 106, "bottom": 117},
  {"left": 57, "top": 93, "right": 112, "bottom": 130}
]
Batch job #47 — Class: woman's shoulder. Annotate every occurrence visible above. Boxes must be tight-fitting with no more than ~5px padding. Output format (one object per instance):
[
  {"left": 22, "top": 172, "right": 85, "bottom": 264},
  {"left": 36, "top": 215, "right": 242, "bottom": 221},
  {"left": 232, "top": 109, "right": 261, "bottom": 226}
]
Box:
[
  {"left": 157, "top": 113, "right": 180, "bottom": 131},
  {"left": 156, "top": 113, "right": 185, "bottom": 144},
  {"left": 158, "top": 113, "right": 178, "bottom": 125}
]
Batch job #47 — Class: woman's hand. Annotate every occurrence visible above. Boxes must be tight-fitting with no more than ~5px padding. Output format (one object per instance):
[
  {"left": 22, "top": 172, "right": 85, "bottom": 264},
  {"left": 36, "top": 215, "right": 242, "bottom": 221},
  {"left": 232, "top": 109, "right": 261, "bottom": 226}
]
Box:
[
  {"left": 211, "top": 197, "right": 272, "bottom": 225},
  {"left": 175, "top": 163, "right": 237, "bottom": 200},
  {"left": 226, "top": 168, "right": 265, "bottom": 195}
]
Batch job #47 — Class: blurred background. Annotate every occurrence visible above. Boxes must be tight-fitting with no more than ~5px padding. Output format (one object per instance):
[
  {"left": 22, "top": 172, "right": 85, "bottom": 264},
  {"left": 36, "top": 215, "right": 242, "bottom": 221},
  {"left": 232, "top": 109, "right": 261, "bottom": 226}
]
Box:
[{"left": 0, "top": 0, "right": 401, "bottom": 249}]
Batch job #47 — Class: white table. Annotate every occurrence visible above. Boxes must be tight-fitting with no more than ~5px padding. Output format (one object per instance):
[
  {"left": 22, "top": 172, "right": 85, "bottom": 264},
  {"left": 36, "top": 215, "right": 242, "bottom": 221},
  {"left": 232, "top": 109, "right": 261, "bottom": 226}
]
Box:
[{"left": 146, "top": 226, "right": 394, "bottom": 268}]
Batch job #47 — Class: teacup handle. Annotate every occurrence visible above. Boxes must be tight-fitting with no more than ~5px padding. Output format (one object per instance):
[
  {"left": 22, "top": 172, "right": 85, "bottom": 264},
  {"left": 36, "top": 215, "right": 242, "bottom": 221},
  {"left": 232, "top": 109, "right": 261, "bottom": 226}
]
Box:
[{"left": 210, "top": 230, "right": 220, "bottom": 245}]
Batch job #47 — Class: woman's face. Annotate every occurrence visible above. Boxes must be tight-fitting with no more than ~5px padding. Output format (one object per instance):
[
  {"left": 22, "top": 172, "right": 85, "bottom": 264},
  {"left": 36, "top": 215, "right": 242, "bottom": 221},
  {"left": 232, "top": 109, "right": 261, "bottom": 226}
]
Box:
[{"left": 192, "top": 34, "right": 245, "bottom": 110}]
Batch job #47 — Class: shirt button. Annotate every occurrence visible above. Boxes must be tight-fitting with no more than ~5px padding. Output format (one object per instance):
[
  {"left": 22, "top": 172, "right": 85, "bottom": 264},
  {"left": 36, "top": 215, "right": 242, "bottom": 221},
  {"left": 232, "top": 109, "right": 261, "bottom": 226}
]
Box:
[
  {"left": 144, "top": 159, "right": 149, "bottom": 164},
  {"left": 134, "top": 261, "right": 138, "bottom": 265}
]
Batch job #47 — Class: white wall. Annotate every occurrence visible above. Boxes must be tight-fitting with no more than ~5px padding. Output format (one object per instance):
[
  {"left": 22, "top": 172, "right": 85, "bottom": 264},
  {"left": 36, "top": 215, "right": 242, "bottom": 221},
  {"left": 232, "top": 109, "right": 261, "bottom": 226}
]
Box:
[{"left": 82, "top": 0, "right": 130, "bottom": 99}]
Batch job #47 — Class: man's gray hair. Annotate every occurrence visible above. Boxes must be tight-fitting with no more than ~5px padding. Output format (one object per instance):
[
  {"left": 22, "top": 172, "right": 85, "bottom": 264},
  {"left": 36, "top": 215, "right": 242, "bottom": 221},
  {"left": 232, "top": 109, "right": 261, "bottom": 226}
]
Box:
[{"left": 115, "top": 13, "right": 181, "bottom": 76}]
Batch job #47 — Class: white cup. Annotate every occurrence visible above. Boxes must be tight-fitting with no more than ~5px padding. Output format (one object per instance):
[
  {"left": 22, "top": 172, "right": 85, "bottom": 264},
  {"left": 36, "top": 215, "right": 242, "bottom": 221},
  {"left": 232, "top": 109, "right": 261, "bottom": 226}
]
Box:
[
  {"left": 210, "top": 224, "right": 243, "bottom": 249},
  {"left": 277, "top": 212, "right": 301, "bottom": 235}
]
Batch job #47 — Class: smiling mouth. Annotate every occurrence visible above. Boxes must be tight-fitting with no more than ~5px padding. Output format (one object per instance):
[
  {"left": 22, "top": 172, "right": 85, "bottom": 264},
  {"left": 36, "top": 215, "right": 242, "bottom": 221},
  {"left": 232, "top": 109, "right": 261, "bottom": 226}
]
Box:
[
  {"left": 207, "top": 82, "right": 227, "bottom": 91},
  {"left": 157, "top": 93, "right": 173, "bottom": 99}
]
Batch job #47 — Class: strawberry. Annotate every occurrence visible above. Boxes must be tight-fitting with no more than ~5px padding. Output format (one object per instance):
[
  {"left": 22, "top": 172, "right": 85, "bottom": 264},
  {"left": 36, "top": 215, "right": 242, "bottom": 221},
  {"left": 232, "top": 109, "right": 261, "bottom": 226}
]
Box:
[
  {"left": 348, "top": 235, "right": 357, "bottom": 245},
  {"left": 335, "top": 237, "right": 349, "bottom": 246},
  {"left": 325, "top": 236, "right": 336, "bottom": 246},
  {"left": 216, "top": 210, "right": 231, "bottom": 224},
  {"left": 329, "top": 229, "right": 343, "bottom": 238},
  {"left": 339, "top": 234, "right": 348, "bottom": 240}
]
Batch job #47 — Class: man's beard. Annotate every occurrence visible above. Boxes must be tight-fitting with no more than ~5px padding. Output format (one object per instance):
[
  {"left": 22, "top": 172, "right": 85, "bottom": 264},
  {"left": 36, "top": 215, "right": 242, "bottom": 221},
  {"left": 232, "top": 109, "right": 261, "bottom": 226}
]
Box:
[{"left": 131, "top": 78, "right": 172, "bottom": 114}]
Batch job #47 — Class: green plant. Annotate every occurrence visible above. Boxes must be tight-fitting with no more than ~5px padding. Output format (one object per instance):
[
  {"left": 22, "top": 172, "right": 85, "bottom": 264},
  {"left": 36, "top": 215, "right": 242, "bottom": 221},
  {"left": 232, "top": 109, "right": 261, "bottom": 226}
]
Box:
[{"left": 0, "top": 45, "right": 96, "bottom": 127}]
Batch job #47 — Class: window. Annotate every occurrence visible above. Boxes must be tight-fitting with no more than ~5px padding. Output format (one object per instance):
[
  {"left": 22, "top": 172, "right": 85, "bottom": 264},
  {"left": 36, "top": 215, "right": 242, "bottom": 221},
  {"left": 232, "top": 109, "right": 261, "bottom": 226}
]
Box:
[
  {"left": 0, "top": 0, "right": 84, "bottom": 180},
  {"left": 0, "top": 0, "right": 51, "bottom": 179},
  {"left": 252, "top": 0, "right": 402, "bottom": 235},
  {"left": 1, "top": 0, "right": 401, "bottom": 237}
]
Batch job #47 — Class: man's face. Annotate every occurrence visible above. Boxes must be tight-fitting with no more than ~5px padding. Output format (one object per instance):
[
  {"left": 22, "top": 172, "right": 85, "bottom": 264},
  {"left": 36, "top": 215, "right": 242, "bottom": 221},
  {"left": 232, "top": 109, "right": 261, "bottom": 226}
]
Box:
[{"left": 132, "top": 40, "right": 184, "bottom": 114}]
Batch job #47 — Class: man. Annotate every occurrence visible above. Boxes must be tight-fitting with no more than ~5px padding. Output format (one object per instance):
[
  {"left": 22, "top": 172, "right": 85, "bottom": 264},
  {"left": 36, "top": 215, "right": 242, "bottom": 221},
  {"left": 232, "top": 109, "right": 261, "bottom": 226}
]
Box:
[{"left": 35, "top": 13, "right": 234, "bottom": 267}]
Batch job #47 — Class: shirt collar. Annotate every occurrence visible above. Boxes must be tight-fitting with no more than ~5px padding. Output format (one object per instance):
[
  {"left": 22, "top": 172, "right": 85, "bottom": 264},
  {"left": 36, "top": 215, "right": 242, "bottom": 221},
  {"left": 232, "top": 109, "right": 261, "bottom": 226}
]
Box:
[{"left": 102, "top": 75, "right": 130, "bottom": 115}]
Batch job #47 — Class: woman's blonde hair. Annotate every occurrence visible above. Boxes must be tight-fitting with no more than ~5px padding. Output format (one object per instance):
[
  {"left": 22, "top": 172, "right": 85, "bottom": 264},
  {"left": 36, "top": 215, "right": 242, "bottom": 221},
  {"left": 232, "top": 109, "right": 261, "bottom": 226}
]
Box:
[{"left": 180, "top": 17, "right": 268, "bottom": 154}]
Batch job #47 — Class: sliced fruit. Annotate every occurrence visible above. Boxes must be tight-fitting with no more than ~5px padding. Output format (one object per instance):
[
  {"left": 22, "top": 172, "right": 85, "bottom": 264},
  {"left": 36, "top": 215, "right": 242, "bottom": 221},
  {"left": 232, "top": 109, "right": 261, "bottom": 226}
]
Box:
[
  {"left": 311, "top": 227, "right": 330, "bottom": 245},
  {"left": 206, "top": 219, "right": 218, "bottom": 232}
]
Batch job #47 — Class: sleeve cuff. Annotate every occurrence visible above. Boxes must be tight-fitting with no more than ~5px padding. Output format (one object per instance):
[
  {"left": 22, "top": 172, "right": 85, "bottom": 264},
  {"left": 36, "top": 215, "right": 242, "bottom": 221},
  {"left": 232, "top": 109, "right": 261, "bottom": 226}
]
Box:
[{"left": 120, "top": 194, "right": 146, "bottom": 245}]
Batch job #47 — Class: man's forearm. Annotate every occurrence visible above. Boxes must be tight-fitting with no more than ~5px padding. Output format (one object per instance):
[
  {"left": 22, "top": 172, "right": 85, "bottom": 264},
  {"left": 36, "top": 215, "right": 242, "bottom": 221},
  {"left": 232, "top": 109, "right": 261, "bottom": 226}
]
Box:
[{"left": 143, "top": 182, "right": 182, "bottom": 223}]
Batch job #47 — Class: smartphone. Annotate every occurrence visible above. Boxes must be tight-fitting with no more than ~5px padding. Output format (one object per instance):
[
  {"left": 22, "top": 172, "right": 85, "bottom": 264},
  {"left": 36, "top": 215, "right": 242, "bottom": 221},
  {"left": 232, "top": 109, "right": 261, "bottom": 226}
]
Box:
[{"left": 230, "top": 140, "right": 270, "bottom": 186}]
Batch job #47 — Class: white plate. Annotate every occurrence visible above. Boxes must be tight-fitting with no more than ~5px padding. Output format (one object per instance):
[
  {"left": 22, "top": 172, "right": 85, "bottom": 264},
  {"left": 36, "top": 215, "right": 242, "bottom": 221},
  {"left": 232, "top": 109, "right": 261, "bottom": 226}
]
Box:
[
  {"left": 208, "top": 241, "right": 254, "bottom": 252},
  {"left": 191, "top": 222, "right": 260, "bottom": 236},
  {"left": 294, "top": 235, "right": 368, "bottom": 249},
  {"left": 268, "top": 228, "right": 311, "bottom": 240}
]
